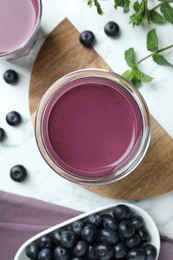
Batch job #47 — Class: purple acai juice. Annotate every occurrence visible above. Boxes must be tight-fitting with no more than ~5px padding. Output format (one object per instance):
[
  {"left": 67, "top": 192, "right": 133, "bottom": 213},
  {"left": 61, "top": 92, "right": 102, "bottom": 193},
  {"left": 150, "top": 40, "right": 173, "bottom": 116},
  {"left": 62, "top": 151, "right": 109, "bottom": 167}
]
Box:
[
  {"left": 0, "top": 0, "right": 39, "bottom": 54},
  {"left": 42, "top": 76, "right": 143, "bottom": 178}
]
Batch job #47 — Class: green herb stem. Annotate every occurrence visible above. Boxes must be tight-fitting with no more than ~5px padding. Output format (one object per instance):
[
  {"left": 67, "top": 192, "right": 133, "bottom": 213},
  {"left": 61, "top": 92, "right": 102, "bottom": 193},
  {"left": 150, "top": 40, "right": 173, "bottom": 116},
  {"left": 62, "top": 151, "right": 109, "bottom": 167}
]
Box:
[
  {"left": 151, "top": 0, "right": 173, "bottom": 11},
  {"left": 138, "top": 43, "right": 173, "bottom": 64}
]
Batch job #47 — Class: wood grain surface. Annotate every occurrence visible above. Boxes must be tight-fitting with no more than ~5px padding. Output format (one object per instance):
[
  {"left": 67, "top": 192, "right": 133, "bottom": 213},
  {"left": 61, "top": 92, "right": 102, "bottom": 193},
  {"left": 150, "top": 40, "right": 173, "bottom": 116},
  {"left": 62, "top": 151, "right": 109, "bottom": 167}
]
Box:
[{"left": 29, "top": 18, "right": 173, "bottom": 199}]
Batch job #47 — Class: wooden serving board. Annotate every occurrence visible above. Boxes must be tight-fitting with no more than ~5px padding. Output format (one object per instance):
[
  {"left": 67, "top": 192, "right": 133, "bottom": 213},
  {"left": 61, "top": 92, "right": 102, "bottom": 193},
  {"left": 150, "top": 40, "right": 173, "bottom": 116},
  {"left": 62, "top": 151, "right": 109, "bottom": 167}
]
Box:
[{"left": 29, "top": 18, "right": 173, "bottom": 199}]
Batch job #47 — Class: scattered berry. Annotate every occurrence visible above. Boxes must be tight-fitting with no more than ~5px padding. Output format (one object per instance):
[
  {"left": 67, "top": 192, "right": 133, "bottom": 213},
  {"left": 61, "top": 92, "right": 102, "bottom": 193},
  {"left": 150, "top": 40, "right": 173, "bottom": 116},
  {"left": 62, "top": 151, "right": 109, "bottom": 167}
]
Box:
[
  {"left": 79, "top": 30, "right": 95, "bottom": 48},
  {"left": 0, "top": 127, "right": 5, "bottom": 141},
  {"left": 3, "top": 69, "right": 18, "bottom": 84},
  {"left": 10, "top": 164, "right": 27, "bottom": 182},
  {"left": 6, "top": 111, "right": 22, "bottom": 126},
  {"left": 104, "top": 21, "right": 119, "bottom": 37}
]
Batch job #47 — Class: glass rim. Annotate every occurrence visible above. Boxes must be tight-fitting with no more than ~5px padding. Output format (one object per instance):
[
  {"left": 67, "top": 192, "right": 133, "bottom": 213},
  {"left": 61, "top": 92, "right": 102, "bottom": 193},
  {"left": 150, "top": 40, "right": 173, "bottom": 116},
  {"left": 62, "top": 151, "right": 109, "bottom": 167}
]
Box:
[
  {"left": 35, "top": 68, "right": 151, "bottom": 185},
  {"left": 0, "top": 0, "right": 42, "bottom": 58}
]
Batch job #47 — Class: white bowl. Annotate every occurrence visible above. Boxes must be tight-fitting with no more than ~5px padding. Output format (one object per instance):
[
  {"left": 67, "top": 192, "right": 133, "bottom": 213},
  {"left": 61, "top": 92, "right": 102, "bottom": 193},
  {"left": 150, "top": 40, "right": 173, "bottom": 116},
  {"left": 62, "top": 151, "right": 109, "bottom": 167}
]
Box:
[{"left": 14, "top": 202, "right": 160, "bottom": 260}]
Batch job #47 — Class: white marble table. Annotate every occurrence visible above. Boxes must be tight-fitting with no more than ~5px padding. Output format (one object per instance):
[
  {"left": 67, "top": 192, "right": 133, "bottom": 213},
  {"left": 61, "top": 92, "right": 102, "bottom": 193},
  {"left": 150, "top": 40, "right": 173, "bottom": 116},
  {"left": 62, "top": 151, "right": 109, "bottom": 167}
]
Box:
[{"left": 0, "top": 0, "right": 173, "bottom": 239}]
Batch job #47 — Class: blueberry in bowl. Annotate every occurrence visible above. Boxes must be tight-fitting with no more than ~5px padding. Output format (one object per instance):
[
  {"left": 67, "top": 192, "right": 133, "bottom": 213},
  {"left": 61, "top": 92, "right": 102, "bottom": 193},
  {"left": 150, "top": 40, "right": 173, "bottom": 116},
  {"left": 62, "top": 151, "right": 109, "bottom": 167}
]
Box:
[{"left": 14, "top": 203, "right": 160, "bottom": 260}]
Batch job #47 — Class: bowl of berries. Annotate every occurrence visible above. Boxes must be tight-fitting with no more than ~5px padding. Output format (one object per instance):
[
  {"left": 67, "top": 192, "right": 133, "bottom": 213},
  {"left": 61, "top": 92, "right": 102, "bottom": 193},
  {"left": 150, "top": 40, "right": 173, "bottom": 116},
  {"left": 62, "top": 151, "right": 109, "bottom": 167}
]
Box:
[{"left": 14, "top": 203, "right": 160, "bottom": 260}]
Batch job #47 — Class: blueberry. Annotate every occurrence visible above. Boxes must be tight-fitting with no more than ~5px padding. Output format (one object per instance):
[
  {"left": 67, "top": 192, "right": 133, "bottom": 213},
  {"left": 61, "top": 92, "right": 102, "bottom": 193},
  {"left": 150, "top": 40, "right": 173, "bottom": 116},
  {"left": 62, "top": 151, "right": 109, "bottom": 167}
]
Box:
[
  {"left": 87, "top": 213, "right": 102, "bottom": 226},
  {"left": 52, "top": 228, "right": 66, "bottom": 245},
  {"left": 54, "top": 246, "right": 70, "bottom": 260},
  {"left": 81, "top": 224, "right": 97, "bottom": 243},
  {"left": 131, "top": 215, "right": 145, "bottom": 230},
  {"left": 126, "top": 247, "right": 146, "bottom": 260},
  {"left": 87, "top": 245, "right": 97, "bottom": 259},
  {"left": 144, "top": 244, "right": 157, "bottom": 260},
  {"left": 126, "top": 234, "right": 141, "bottom": 248},
  {"left": 79, "top": 30, "right": 95, "bottom": 48},
  {"left": 113, "top": 204, "right": 132, "bottom": 221},
  {"left": 60, "top": 230, "right": 77, "bottom": 248},
  {"left": 10, "top": 164, "right": 27, "bottom": 182},
  {"left": 3, "top": 69, "right": 18, "bottom": 84},
  {"left": 6, "top": 111, "right": 22, "bottom": 126},
  {"left": 0, "top": 127, "right": 5, "bottom": 141},
  {"left": 72, "top": 220, "right": 85, "bottom": 236},
  {"left": 38, "top": 235, "right": 53, "bottom": 249},
  {"left": 113, "top": 241, "right": 127, "bottom": 259},
  {"left": 73, "top": 240, "right": 88, "bottom": 257},
  {"left": 25, "top": 242, "right": 39, "bottom": 259},
  {"left": 99, "top": 229, "right": 119, "bottom": 245},
  {"left": 138, "top": 227, "right": 151, "bottom": 243},
  {"left": 102, "top": 214, "right": 118, "bottom": 231},
  {"left": 72, "top": 257, "right": 84, "bottom": 260},
  {"left": 38, "top": 248, "right": 53, "bottom": 260},
  {"left": 118, "top": 220, "right": 135, "bottom": 239},
  {"left": 104, "top": 21, "right": 119, "bottom": 37},
  {"left": 93, "top": 243, "right": 113, "bottom": 260}
]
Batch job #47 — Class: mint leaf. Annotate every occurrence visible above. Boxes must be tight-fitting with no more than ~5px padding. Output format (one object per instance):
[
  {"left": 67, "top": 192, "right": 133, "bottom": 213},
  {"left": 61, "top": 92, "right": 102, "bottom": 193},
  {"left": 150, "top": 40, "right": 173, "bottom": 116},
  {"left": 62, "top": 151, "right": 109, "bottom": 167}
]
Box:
[
  {"left": 133, "top": 66, "right": 153, "bottom": 82},
  {"left": 153, "top": 54, "right": 173, "bottom": 66},
  {"left": 123, "top": 0, "right": 130, "bottom": 13},
  {"left": 114, "top": 0, "right": 130, "bottom": 13},
  {"left": 130, "top": 0, "right": 149, "bottom": 26},
  {"left": 87, "top": 0, "right": 103, "bottom": 15},
  {"left": 160, "top": 2, "right": 173, "bottom": 23},
  {"left": 147, "top": 29, "right": 158, "bottom": 52},
  {"left": 131, "top": 78, "right": 142, "bottom": 88},
  {"left": 122, "top": 70, "right": 134, "bottom": 81},
  {"left": 133, "top": 1, "right": 140, "bottom": 12},
  {"left": 114, "top": 0, "right": 125, "bottom": 8},
  {"left": 124, "top": 48, "right": 136, "bottom": 67},
  {"left": 149, "top": 10, "right": 166, "bottom": 24}
]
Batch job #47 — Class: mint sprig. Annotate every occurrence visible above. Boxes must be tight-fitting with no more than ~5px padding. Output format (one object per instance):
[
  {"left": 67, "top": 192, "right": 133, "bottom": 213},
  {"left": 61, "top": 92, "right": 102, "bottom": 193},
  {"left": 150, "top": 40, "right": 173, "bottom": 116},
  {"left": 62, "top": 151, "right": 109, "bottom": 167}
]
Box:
[
  {"left": 123, "top": 29, "right": 173, "bottom": 87},
  {"left": 88, "top": 0, "right": 173, "bottom": 26}
]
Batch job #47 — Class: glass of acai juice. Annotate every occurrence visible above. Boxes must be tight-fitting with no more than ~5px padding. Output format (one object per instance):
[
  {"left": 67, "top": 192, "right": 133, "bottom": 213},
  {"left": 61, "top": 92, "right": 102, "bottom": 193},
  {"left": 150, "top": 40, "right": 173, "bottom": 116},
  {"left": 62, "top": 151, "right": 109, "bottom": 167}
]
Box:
[
  {"left": 35, "top": 69, "right": 151, "bottom": 185},
  {"left": 0, "top": 0, "right": 42, "bottom": 59}
]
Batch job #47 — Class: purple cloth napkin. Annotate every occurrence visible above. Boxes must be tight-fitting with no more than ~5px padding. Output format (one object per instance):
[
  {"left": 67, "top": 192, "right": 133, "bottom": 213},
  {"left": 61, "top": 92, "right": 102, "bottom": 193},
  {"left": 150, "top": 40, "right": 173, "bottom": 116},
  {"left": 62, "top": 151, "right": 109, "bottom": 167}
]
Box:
[{"left": 0, "top": 190, "right": 172, "bottom": 260}]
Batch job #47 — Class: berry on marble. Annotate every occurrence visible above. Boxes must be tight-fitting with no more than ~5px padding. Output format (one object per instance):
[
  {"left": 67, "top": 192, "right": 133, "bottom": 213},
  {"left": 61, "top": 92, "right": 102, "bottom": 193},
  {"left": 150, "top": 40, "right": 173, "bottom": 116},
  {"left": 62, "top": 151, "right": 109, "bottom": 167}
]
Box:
[
  {"left": 0, "top": 127, "right": 5, "bottom": 141},
  {"left": 79, "top": 30, "right": 95, "bottom": 48},
  {"left": 3, "top": 69, "right": 18, "bottom": 84},
  {"left": 10, "top": 164, "right": 27, "bottom": 182},
  {"left": 104, "top": 21, "right": 120, "bottom": 37},
  {"left": 6, "top": 111, "right": 22, "bottom": 126}
]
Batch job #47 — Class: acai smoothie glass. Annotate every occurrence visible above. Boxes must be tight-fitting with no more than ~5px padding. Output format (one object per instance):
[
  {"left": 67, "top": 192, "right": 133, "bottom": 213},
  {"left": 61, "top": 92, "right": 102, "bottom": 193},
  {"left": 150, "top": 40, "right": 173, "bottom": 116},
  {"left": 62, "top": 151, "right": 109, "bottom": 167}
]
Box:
[
  {"left": 35, "top": 69, "right": 151, "bottom": 185},
  {"left": 0, "top": 0, "right": 42, "bottom": 59}
]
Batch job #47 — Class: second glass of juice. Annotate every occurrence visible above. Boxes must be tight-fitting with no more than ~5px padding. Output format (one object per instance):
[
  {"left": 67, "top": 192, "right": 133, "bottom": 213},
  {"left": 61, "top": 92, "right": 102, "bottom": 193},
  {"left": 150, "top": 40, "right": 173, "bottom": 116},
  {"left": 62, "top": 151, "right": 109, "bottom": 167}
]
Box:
[
  {"left": 0, "top": 0, "right": 42, "bottom": 59},
  {"left": 35, "top": 69, "right": 151, "bottom": 185}
]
